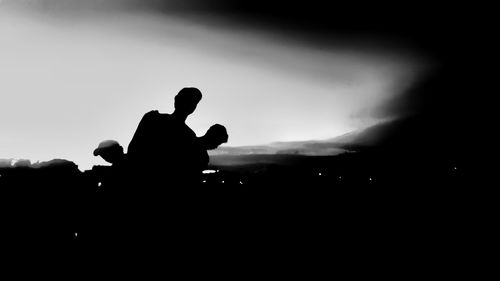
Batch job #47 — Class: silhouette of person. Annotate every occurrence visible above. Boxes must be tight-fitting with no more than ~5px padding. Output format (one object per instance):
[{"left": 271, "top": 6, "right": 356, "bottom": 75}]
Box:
[
  {"left": 127, "top": 87, "right": 202, "bottom": 188},
  {"left": 79, "top": 140, "right": 127, "bottom": 244},
  {"left": 93, "top": 140, "right": 125, "bottom": 166},
  {"left": 193, "top": 124, "right": 228, "bottom": 178},
  {"left": 86, "top": 140, "right": 126, "bottom": 190},
  {"left": 179, "top": 124, "right": 228, "bottom": 250}
]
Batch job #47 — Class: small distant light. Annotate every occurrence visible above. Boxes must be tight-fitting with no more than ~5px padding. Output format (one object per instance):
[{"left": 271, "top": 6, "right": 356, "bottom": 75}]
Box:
[
  {"left": 369, "top": 177, "right": 373, "bottom": 181},
  {"left": 222, "top": 181, "right": 225, "bottom": 184},
  {"left": 239, "top": 181, "right": 243, "bottom": 185},
  {"left": 98, "top": 182, "right": 102, "bottom": 187},
  {"left": 74, "top": 232, "right": 78, "bottom": 237},
  {"left": 338, "top": 176, "right": 342, "bottom": 180},
  {"left": 203, "top": 180, "right": 207, "bottom": 183},
  {"left": 202, "top": 169, "right": 217, "bottom": 174},
  {"left": 454, "top": 167, "right": 457, "bottom": 170},
  {"left": 318, "top": 172, "right": 322, "bottom": 176}
]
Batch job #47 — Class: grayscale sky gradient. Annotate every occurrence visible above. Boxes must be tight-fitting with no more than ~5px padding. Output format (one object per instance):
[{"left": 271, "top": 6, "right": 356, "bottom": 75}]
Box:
[{"left": 0, "top": 0, "right": 430, "bottom": 170}]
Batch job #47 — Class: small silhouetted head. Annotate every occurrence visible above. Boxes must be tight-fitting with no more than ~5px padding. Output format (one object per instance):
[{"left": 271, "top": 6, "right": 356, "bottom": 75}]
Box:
[
  {"left": 174, "top": 87, "right": 202, "bottom": 117},
  {"left": 202, "top": 124, "right": 228, "bottom": 150},
  {"left": 93, "top": 140, "right": 124, "bottom": 165}
]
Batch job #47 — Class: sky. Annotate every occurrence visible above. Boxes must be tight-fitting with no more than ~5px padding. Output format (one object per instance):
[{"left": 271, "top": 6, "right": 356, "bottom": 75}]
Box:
[{"left": 0, "top": 0, "right": 430, "bottom": 170}]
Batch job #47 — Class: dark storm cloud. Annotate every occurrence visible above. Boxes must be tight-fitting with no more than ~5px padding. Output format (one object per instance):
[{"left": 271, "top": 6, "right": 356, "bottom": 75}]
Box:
[
  {"left": 327, "top": 1, "right": 482, "bottom": 154},
  {"left": 5, "top": 1, "right": 473, "bottom": 121},
  {"left": 367, "top": 72, "right": 445, "bottom": 120},
  {"left": 3, "top": 0, "right": 228, "bottom": 12},
  {"left": 6, "top": 0, "right": 478, "bottom": 45},
  {"left": 156, "top": 1, "right": 463, "bottom": 57},
  {"left": 8, "top": 0, "right": 464, "bottom": 55},
  {"left": 6, "top": 0, "right": 455, "bottom": 64},
  {"left": 339, "top": 65, "right": 471, "bottom": 158}
]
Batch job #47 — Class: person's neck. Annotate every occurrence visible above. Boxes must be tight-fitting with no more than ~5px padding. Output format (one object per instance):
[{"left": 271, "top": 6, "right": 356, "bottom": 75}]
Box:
[
  {"left": 199, "top": 136, "right": 209, "bottom": 149},
  {"left": 171, "top": 111, "right": 188, "bottom": 123}
]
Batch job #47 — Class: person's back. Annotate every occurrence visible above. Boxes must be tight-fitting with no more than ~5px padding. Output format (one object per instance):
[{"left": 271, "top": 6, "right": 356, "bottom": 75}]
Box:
[
  {"left": 127, "top": 110, "right": 163, "bottom": 165},
  {"left": 127, "top": 88, "right": 202, "bottom": 189},
  {"left": 127, "top": 111, "right": 175, "bottom": 188},
  {"left": 153, "top": 113, "right": 198, "bottom": 187}
]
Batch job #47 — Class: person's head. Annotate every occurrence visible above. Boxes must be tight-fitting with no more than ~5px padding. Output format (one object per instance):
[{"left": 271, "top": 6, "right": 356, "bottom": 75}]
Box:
[
  {"left": 93, "top": 140, "right": 124, "bottom": 165},
  {"left": 201, "top": 124, "right": 228, "bottom": 150},
  {"left": 174, "top": 87, "right": 202, "bottom": 118}
]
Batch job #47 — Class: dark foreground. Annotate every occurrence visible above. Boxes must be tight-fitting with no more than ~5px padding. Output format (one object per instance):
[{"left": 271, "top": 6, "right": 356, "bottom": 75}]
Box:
[{"left": 0, "top": 153, "right": 474, "bottom": 274}]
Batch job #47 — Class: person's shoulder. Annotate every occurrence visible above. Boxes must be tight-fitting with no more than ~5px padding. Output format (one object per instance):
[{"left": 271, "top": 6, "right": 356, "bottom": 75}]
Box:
[
  {"left": 139, "top": 110, "right": 161, "bottom": 124},
  {"left": 90, "top": 165, "right": 111, "bottom": 174},
  {"left": 144, "top": 110, "right": 160, "bottom": 118},
  {"left": 159, "top": 112, "right": 172, "bottom": 118},
  {"left": 158, "top": 113, "right": 174, "bottom": 124}
]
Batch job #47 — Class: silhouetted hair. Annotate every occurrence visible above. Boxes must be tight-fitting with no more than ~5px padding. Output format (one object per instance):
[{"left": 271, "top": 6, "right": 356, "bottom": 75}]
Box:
[
  {"left": 173, "top": 87, "right": 203, "bottom": 116},
  {"left": 93, "top": 140, "right": 123, "bottom": 157},
  {"left": 202, "top": 124, "right": 228, "bottom": 150},
  {"left": 93, "top": 140, "right": 124, "bottom": 165},
  {"left": 206, "top": 124, "right": 228, "bottom": 142},
  {"left": 175, "top": 88, "right": 202, "bottom": 105}
]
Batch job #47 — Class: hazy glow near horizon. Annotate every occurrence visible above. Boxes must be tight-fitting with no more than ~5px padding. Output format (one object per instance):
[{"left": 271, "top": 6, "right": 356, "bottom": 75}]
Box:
[{"left": 0, "top": 3, "right": 426, "bottom": 170}]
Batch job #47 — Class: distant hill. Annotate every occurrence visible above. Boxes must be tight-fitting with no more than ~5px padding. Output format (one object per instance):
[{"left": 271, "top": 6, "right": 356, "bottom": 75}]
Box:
[
  {"left": 208, "top": 118, "right": 423, "bottom": 167},
  {"left": 209, "top": 119, "right": 402, "bottom": 159},
  {"left": 209, "top": 154, "right": 313, "bottom": 168},
  {"left": 210, "top": 138, "right": 350, "bottom": 157},
  {"left": 325, "top": 118, "right": 408, "bottom": 151},
  {"left": 0, "top": 158, "right": 79, "bottom": 170},
  {"left": 0, "top": 158, "right": 14, "bottom": 168}
]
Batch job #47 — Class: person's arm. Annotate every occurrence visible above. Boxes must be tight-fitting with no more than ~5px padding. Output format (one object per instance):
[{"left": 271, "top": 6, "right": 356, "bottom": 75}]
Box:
[{"left": 195, "top": 137, "right": 210, "bottom": 171}]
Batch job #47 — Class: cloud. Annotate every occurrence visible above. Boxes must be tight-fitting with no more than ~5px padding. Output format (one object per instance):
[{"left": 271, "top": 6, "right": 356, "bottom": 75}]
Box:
[
  {"left": 0, "top": 0, "right": 220, "bottom": 13},
  {"left": 332, "top": 69, "right": 469, "bottom": 157}
]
